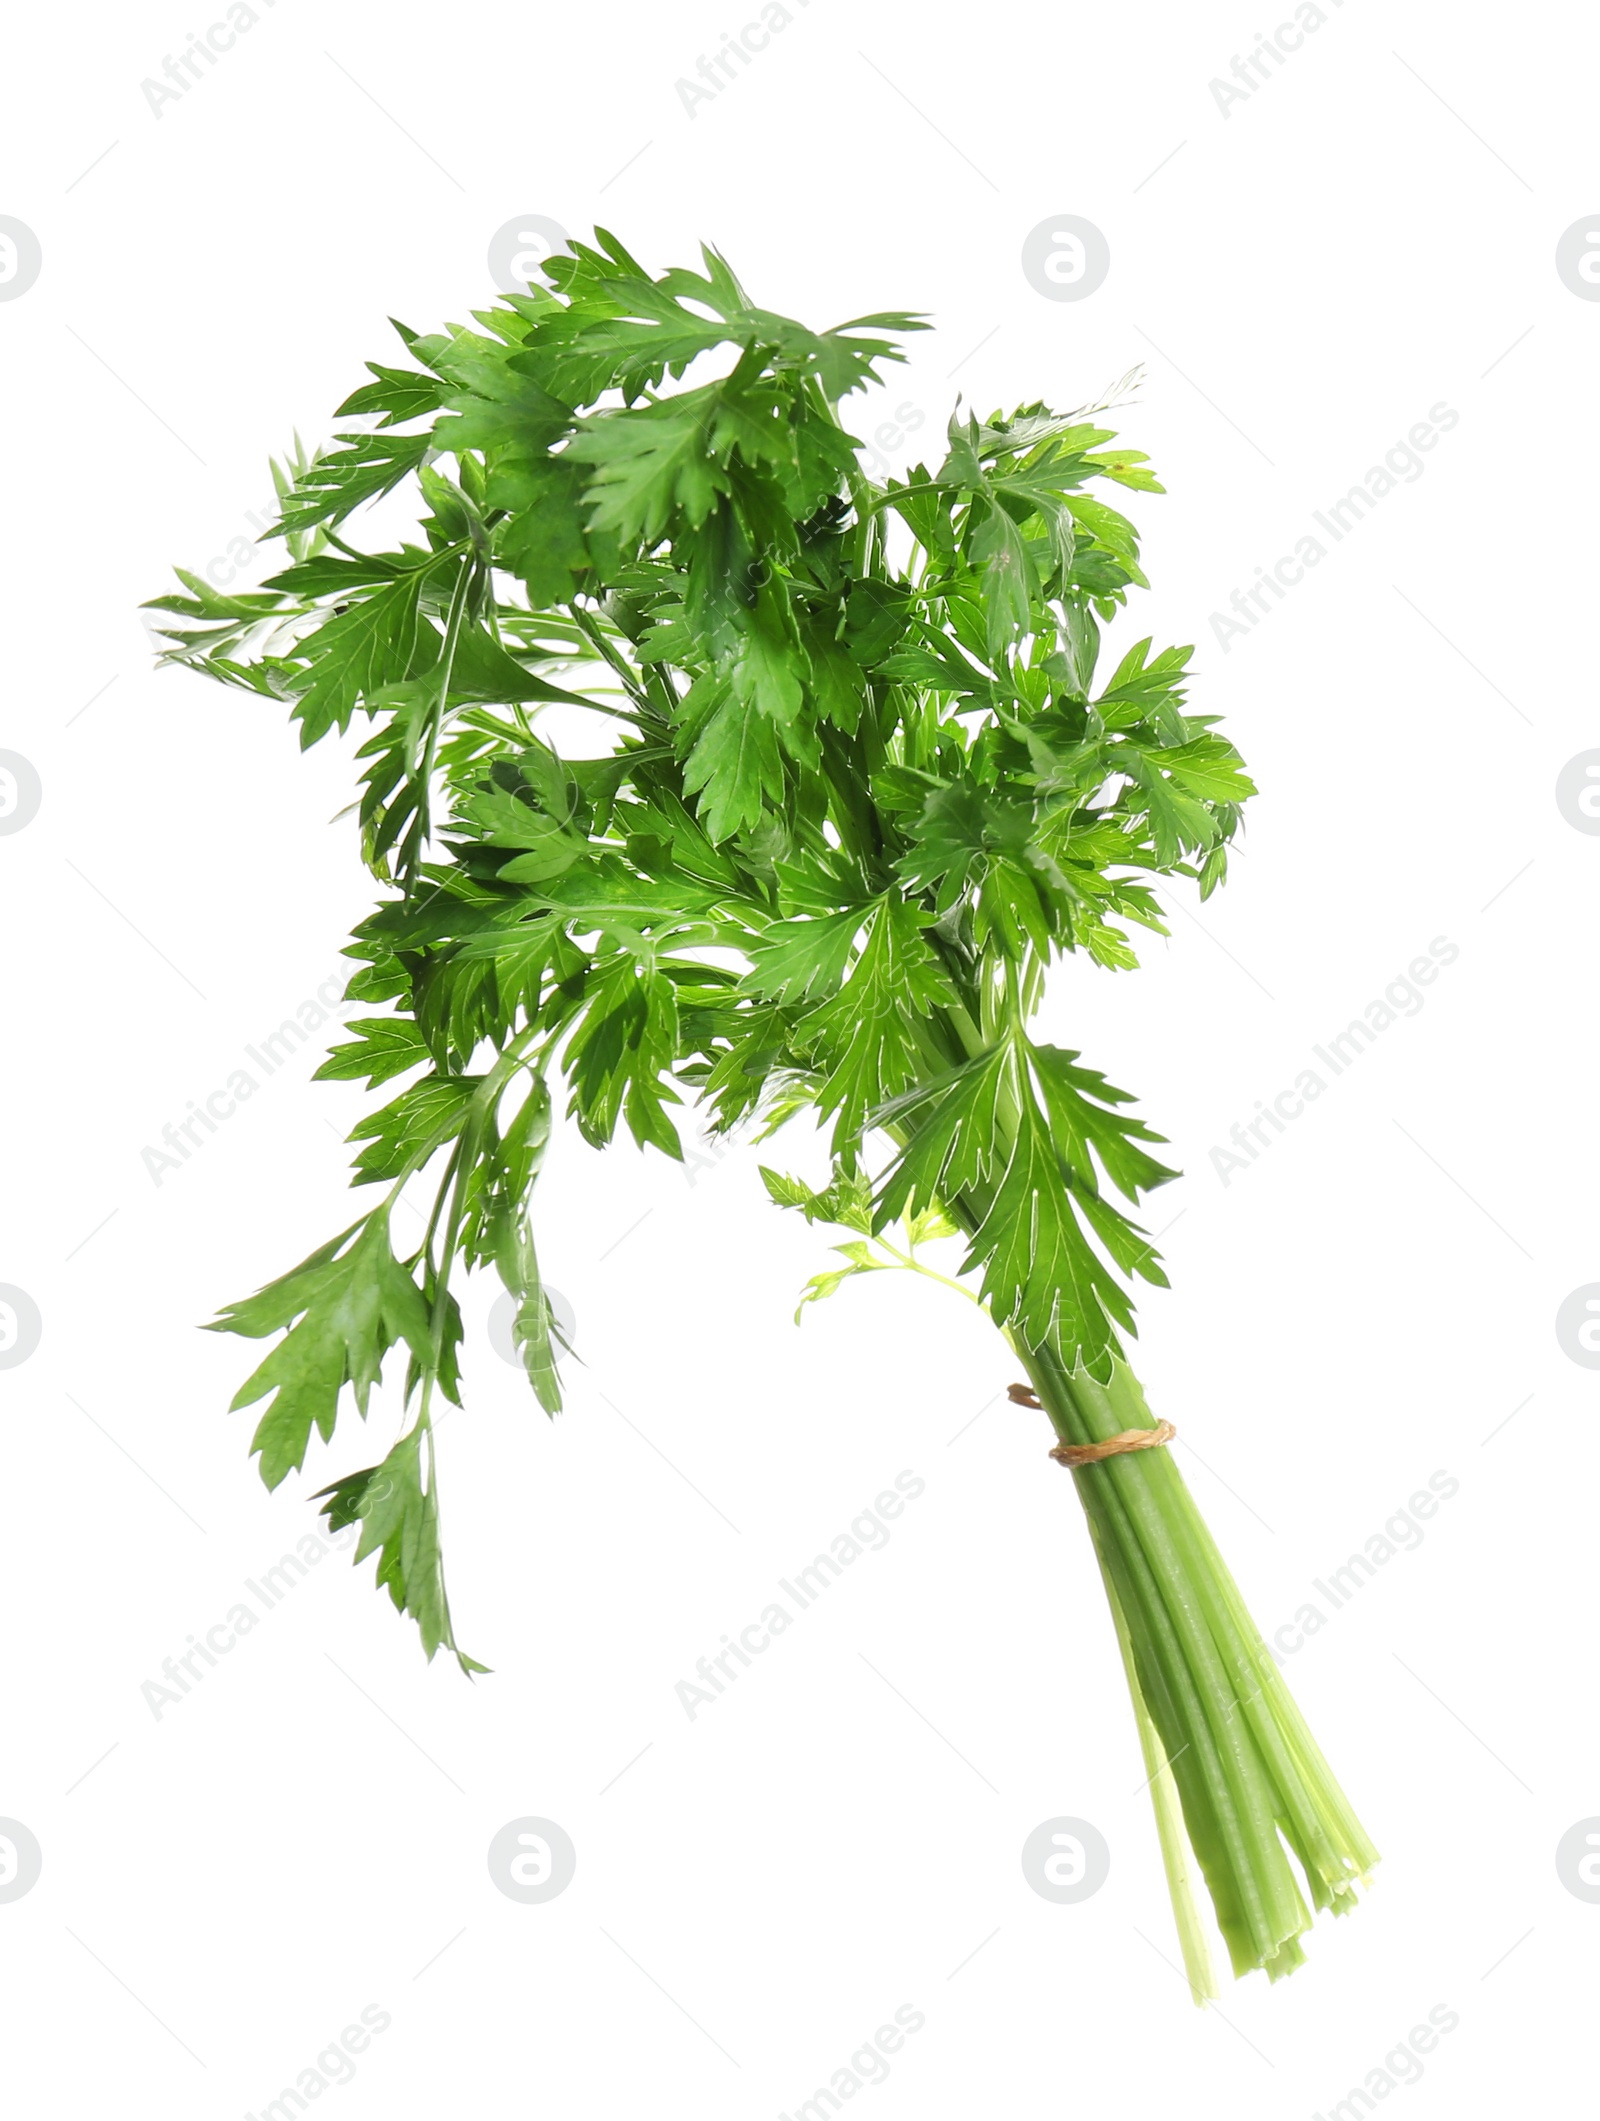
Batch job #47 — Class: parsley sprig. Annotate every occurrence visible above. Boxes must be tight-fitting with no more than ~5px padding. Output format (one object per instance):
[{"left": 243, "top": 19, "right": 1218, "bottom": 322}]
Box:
[{"left": 152, "top": 228, "right": 1375, "bottom": 1996}]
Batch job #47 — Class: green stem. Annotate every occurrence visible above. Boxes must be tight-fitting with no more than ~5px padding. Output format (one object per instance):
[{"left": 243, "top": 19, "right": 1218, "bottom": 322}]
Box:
[
  {"left": 911, "top": 1123, "right": 1374, "bottom": 1984},
  {"left": 403, "top": 555, "right": 476, "bottom": 903},
  {"left": 1013, "top": 1341, "right": 1376, "bottom": 1982},
  {"left": 1091, "top": 1517, "right": 1219, "bottom": 2005},
  {"left": 874, "top": 1235, "right": 985, "bottom": 1308},
  {"left": 380, "top": 1024, "right": 546, "bottom": 1220},
  {"left": 565, "top": 600, "right": 656, "bottom": 716}
]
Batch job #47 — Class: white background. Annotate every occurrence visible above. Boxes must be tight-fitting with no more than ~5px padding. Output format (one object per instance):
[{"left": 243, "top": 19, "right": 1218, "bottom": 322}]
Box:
[{"left": 1, "top": 0, "right": 1594, "bottom": 2112}]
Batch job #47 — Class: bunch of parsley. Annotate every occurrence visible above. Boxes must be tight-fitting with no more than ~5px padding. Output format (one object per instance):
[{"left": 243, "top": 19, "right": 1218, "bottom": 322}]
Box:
[{"left": 150, "top": 229, "right": 1375, "bottom": 1997}]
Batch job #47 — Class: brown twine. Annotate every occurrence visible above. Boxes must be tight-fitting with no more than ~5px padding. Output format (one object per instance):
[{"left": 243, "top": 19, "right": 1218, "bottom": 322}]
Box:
[{"left": 1007, "top": 1383, "right": 1177, "bottom": 1469}]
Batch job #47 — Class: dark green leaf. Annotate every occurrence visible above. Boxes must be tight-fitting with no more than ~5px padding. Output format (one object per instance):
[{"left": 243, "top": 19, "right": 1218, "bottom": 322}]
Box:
[
  {"left": 314, "top": 1428, "right": 487, "bottom": 1671},
  {"left": 210, "top": 1211, "right": 434, "bottom": 1489}
]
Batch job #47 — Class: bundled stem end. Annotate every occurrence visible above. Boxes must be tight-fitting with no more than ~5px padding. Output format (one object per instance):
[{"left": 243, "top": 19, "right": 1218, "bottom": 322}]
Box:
[{"left": 1023, "top": 1346, "right": 1378, "bottom": 1994}]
